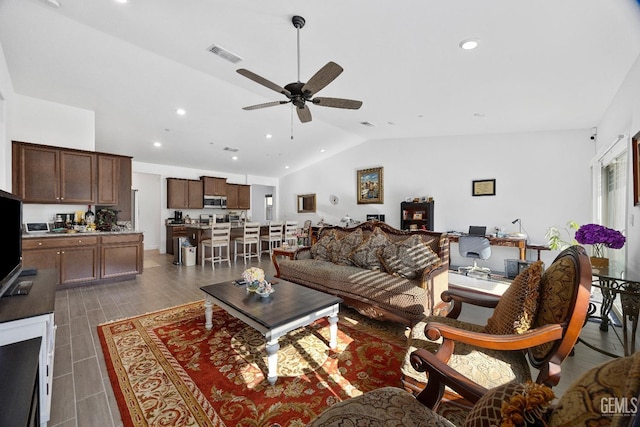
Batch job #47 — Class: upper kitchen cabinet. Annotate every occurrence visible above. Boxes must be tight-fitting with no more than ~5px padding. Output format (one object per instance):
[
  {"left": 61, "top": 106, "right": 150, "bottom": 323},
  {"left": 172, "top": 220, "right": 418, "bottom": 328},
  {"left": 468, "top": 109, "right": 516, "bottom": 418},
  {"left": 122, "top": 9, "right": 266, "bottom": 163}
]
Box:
[
  {"left": 97, "top": 154, "right": 119, "bottom": 205},
  {"left": 201, "top": 176, "right": 227, "bottom": 196},
  {"left": 226, "top": 183, "right": 250, "bottom": 209},
  {"left": 13, "top": 141, "right": 96, "bottom": 204},
  {"left": 167, "top": 178, "right": 204, "bottom": 209}
]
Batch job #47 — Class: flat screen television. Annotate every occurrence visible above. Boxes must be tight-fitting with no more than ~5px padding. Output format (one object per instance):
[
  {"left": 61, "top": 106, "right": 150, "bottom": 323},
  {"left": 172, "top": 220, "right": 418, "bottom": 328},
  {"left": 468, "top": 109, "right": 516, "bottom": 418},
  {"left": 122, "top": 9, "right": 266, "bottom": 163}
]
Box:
[{"left": 0, "top": 189, "right": 22, "bottom": 298}]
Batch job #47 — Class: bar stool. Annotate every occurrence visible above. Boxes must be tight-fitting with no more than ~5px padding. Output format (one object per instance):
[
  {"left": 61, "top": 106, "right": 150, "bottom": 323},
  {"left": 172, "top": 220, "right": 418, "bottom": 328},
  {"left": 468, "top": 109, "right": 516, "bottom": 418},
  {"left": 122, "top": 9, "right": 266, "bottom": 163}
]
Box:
[
  {"left": 234, "top": 222, "right": 261, "bottom": 264},
  {"left": 201, "top": 222, "right": 231, "bottom": 269},
  {"left": 284, "top": 221, "right": 298, "bottom": 246},
  {"left": 260, "top": 222, "right": 283, "bottom": 257}
]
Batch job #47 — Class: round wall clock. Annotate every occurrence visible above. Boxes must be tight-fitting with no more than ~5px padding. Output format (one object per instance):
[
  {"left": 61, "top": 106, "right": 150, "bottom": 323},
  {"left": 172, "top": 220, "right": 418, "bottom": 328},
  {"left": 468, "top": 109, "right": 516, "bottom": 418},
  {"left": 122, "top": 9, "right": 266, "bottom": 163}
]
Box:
[{"left": 330, "top": 194, "right": 339, "bottom": 205}]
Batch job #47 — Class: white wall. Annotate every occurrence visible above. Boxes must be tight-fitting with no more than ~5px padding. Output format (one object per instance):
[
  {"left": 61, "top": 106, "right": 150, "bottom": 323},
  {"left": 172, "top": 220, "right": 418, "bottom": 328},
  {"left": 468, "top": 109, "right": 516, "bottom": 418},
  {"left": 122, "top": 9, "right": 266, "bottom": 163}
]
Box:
[
  {"left": 279, "top": 129, "right": 594, "bottom": 272},
  {"left": 0, "top": 40, "right": 15, "bottom": 191},
  {"left": 595, "top": 51, "right": 640, "bottom": 277}
]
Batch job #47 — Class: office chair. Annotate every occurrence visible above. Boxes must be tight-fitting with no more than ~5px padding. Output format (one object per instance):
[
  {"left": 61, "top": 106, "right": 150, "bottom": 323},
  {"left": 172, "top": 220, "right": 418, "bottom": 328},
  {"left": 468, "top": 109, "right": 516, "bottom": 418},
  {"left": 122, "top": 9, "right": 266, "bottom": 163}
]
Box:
[{"left": 458, "top": 235, "right": 491, "bottom": 277}]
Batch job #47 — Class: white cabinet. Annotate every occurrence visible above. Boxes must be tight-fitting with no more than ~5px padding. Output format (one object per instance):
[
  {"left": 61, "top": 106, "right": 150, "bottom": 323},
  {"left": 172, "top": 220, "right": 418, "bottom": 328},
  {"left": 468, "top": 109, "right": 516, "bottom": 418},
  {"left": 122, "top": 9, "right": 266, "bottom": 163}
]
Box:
[
  {"left": 0, "top": 269, "right": 56, "bottom": 427},
  {"left": 0, "top": 313, "right": 56, "bottom": 426}
]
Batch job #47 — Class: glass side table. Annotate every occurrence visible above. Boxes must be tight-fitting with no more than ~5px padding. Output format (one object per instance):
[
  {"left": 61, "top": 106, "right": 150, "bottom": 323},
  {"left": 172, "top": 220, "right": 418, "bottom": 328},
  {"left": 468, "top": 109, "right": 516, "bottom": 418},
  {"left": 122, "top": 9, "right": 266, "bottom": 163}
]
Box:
[{"left": 589, "top": 262, "right": 640, "bottom": 357}]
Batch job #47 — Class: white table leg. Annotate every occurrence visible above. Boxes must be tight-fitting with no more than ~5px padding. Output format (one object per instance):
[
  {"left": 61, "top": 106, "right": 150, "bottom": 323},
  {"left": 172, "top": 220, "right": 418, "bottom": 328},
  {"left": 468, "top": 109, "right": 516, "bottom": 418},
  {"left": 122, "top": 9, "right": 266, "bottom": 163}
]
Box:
[
  {"left": 204, "top": 297, "right": 213, "bottom": 330},
  {"left": 266, "top": 338, "right": 280, "bottom": 385},
  {"left": 328, "top": 313, "right": 338, "bottom": 349}
]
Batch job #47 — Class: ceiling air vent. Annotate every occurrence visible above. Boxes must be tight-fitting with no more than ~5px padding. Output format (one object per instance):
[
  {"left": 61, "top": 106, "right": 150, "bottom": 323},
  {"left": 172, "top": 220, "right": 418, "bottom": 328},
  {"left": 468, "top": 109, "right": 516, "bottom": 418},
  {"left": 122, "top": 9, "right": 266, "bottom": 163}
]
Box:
[
  {"left": 360, "top": 121, "right": 376, "bottom": 127},
  {"left": 223, "top": 146, "right": 239, "bottom": 152},
  {"left": 207, "top": 44, "right": 243, "bottom": 64}
]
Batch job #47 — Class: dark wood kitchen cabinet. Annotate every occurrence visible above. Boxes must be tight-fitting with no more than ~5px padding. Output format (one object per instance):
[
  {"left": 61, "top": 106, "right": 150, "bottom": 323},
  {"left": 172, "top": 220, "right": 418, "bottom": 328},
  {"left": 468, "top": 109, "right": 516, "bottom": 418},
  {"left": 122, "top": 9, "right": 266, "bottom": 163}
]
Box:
[
  {"left": 97, "top": 154, "right": 119, "bottom": 205},
  {"left": 225, "top": 183, "right": 250, "bottom": 209},
  {"left": 97, "top": 155, "right": 132, "bottom": 221},
  {"left": 100, "top": 234, "right": 143, "bottom": 280},
  {"left": 166, "top": 178, "right": 204, "bottom": 209},
  {"left": 12, "top": 142, "right": 96, "bottom": 204},
  {"left": 22, "top": 233, "right": 143, "bottom": 288},
  {"left": 201, "top": 176, "right": 227, "bottom": 196},
  {"left": 166, "top": 225, "right": 188, "bottom": 255},
  {"left": 22, "top": 236, "right": 99, "bottom": 286}
]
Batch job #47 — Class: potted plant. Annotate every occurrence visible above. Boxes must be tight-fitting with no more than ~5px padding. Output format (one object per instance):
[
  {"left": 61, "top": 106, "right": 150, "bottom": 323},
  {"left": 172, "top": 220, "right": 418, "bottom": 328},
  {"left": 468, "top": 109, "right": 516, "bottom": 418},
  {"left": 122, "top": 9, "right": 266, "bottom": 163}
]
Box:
[
  {"left": 574, "top": 223, "right": 626, "bottom": 267},
  {"left": 545, "top": 221, "right": 579, "bottom": 251}
]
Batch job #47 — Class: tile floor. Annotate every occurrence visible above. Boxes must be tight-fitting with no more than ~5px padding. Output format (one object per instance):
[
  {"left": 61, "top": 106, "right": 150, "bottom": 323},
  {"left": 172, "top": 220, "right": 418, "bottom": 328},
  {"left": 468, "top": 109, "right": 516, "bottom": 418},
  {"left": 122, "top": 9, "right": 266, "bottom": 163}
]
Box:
[{"left": 48, "top": 250, "right": 624, "bottom": 426}]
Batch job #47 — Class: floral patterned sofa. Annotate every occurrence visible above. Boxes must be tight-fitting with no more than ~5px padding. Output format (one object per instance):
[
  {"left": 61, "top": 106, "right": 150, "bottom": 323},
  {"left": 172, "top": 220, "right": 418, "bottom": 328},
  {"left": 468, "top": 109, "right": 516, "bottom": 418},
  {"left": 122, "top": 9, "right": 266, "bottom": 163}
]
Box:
[{"left": 272, "top": 221, "right": 450, "bottom": 326}]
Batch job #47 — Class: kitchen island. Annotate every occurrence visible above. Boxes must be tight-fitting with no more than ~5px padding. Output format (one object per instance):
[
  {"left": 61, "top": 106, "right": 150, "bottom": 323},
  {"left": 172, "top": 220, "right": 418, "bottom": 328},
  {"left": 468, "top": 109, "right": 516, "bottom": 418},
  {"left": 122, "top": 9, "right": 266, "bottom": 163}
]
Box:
[
  {"left": 167, "top": 223, "right": 270, "bottom": 265},
  {"left": 22, "top": 231, "right": 143, "bottom": 288}
]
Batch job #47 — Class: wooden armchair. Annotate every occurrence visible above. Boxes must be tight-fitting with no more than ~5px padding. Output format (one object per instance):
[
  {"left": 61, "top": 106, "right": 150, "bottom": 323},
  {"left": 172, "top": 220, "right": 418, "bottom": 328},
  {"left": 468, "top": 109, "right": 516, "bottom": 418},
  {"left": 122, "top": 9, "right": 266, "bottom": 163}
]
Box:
[{"left": 400, "top": 245, "right": 592, "bottom": 423}]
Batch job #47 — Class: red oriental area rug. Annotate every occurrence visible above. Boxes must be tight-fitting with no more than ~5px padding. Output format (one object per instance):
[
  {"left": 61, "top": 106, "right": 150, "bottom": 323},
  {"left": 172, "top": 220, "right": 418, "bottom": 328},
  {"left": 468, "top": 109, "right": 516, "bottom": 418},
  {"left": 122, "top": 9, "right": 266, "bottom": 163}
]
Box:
[{"left": 98, "top": 301, "right": 408, "bottom": 426}]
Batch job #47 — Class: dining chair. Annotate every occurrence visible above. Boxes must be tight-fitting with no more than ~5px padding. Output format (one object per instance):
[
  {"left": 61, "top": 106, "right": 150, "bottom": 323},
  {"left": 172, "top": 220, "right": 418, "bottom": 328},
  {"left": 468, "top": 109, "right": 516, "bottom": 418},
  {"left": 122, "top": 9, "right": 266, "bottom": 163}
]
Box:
[
  {"left": 301, "top": 219, "right": 312, "bottom": 246},
  {"left": 284, "top": 221, "right": 298, "bottom": 246},
  {"left": 201, "top": 222, "right": 231, "bottom": 269},
  {"left": 260, "top": 222, "right": 283, "bottom": 257},
  {"left": 234, "top": 222, "right": 261, "bottom": 264}
]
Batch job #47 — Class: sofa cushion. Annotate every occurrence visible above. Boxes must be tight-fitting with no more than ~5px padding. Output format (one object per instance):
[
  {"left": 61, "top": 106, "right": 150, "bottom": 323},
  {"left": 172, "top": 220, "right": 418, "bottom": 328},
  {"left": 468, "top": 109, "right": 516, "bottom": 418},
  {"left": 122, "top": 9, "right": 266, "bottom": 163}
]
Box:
[
  {"left": 378, "top": 234, "right": 440, "bottom": 279},
  {"left": 331, "top": 228, "right": 364, "bottom": 265},
  {"left": 310, "top": 230, "right": 337, "bottom": 261},
  {"left": 278, "top": 259, "right": 427, "bottom": 317},
  {"left": 349, "top": 228, "right": 390, "bottom": 271},
  {"left": 483, "top": 261, "right": 543, "bottom": 335},
  {"left": 549, "top": 351, "right": 640, "bottom": 427}
]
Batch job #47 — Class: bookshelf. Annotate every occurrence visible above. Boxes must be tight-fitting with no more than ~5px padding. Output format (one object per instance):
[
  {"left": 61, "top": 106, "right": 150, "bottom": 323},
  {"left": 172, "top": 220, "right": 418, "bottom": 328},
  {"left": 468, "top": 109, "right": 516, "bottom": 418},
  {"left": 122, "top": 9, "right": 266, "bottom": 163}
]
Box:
[{"left": 400, "top": 201, "right": 434, "bottom": 231}]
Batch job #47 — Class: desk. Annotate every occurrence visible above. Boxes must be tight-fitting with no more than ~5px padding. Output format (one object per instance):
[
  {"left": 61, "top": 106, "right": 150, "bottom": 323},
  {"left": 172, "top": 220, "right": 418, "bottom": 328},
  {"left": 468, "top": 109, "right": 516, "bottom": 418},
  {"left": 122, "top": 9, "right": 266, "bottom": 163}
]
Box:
[
  {"left": 589, "top": 264, "right": 640, "bottom": 357},
  {"left": 447, "top": 234, "right": 527, "bottom": 260}
]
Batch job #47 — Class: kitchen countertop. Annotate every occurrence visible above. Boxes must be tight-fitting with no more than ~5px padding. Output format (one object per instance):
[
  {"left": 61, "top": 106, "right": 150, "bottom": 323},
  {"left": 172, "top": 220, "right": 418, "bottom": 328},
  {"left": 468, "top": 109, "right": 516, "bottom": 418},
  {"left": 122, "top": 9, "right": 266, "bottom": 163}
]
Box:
[{"left": 23, "top": 230, "right": 142, "bottom": 239}]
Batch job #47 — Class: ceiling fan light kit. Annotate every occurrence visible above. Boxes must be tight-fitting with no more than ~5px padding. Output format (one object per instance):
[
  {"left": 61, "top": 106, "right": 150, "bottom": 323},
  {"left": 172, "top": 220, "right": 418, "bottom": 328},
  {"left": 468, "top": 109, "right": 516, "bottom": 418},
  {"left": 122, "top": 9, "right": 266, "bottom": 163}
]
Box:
[{"left": 237, "top": 15, "right": 362, "bottom": 123}]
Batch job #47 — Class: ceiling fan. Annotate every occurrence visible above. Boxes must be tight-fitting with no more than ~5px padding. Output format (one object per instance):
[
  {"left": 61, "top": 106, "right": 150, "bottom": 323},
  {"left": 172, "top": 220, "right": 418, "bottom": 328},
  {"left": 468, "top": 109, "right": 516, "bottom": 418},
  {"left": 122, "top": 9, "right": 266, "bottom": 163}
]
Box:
[{"left": 237, "top": 15, "right": 363, "bottom": 123}]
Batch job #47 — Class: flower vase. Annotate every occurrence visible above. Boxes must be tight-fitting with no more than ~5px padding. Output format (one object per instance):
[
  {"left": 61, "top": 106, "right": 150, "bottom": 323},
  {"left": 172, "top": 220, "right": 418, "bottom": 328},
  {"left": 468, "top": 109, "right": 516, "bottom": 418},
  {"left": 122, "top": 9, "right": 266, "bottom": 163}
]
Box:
[{"left": 590, "top": 256, "right": 609, "bottom": 268}]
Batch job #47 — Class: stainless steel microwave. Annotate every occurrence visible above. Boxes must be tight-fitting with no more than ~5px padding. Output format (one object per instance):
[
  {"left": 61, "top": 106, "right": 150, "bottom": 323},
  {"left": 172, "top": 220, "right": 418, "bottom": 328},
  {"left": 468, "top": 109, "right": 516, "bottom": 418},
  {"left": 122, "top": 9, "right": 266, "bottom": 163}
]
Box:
[{"left": 203, "top": 196, "right": 227, "bottom": 209}]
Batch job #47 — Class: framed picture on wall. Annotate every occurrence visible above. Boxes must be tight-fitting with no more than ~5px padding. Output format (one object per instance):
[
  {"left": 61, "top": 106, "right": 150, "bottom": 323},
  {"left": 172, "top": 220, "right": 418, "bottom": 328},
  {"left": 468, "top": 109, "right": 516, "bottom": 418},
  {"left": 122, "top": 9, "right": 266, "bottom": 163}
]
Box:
[
  {"left": 472, "top": 179, "right": 496, "bottom": 196},
  {"left": 633, "top": 133, "right": 640, "bottom": 206},
  {"left": 357, "top": 167, "right": 384, "bottom": 204}
]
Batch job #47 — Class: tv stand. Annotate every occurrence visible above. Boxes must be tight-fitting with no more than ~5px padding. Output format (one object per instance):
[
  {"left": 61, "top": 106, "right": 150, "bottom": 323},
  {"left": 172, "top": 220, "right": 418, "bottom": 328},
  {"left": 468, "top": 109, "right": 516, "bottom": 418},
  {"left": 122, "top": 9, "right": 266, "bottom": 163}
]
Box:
[{"left": 0, "top": 269, "right": 56, "bottom": 427}]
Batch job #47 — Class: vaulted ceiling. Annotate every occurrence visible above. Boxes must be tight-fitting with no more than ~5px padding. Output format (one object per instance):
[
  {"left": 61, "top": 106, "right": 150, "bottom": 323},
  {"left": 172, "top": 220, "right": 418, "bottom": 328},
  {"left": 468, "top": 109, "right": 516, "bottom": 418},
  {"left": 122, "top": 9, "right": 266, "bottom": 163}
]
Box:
[{"left": 2, "top": 0, "right": 640, "bottom": 177}]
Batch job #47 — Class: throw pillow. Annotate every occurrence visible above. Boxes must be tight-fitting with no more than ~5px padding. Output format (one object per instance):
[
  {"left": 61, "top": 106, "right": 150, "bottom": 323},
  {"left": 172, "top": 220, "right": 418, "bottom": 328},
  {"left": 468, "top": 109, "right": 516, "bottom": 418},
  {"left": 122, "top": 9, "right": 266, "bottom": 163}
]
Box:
[
  {"left": 463, "top": 381, "right": 554, "bottom": 427},
  {"left": 349, "top": 228, "right": 391, "bottom": 270},
  {"left": 310, "top": 230, "right": 337, "bottom": 261},
  {"left": 483, "top": 261, "right": 543, "bottom": 335},
  {"left": 378, "top": 234, "right": 440, "bottom": 279},
  {"left": 331, "top": 228, "right": 364, "bottom": 265}
]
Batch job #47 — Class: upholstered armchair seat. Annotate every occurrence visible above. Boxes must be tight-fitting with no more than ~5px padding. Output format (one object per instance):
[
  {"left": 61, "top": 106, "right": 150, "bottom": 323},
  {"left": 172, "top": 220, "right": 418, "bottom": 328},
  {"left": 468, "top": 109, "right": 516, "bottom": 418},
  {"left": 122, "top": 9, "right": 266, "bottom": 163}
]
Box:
[{"left": 308, "top": 351, "right": 640, "bottom": 427}]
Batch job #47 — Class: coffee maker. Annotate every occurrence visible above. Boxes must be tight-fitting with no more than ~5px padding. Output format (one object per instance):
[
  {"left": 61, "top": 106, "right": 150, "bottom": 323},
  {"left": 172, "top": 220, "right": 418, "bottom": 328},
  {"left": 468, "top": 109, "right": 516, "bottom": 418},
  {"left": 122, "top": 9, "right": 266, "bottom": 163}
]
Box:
[{"left": 173, "top": 211, "right": 183, "bottom": 223}]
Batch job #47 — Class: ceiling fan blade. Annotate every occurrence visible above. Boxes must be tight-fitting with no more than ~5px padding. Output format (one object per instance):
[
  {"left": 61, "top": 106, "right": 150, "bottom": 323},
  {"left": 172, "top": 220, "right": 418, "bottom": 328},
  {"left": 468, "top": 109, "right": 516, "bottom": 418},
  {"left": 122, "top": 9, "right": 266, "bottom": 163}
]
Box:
[
  {"left": 296, "top": 104, "right": 312, "bottom": 123},
  {"left": 301, "top": 61, "right": 343, "bottom": 97},
  {"left": 242, "top": 100, "right": 290, "bottom": 111},
  {"left": 237, "top": 69, "right": 291, "bottom": 97},
  {"left": 312, "top": 97, "right": 363, "bottom": 110}
]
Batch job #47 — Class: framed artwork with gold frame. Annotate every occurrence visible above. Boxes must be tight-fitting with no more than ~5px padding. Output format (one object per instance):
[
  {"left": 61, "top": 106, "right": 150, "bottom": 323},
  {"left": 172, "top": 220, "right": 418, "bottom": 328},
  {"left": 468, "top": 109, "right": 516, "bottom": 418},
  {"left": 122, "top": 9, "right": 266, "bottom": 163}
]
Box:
[{"left": 357, "top": 167, "right": 384, "bottom": 204}]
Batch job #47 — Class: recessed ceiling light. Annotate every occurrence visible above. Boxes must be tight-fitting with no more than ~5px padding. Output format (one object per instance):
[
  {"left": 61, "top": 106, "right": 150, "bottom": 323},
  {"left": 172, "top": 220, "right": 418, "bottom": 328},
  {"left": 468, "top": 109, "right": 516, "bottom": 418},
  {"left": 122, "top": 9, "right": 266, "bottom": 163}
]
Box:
[
  {"left": 459, "top": 38, "right": 479, "bottom": 50},
  {"left": 285, "top": 165, "right": 290, "bottom": 169},
  {"left": 153, "top": 141, "right": 162, "bottom": 147},
  {"left": 176, "top": 108, "right": 186, "bottom": 115},
  {"left": 265, "top": 134, "right": 272, "bottom": 139},
  {"left": 114, "top": 0, "right": 129, "bottom": 4},
  {"left": 232, "top": 156, "right": 238, "bottom": 160},
  {"left": 320, "top": 149, "right": 326, "bottom": 153}
]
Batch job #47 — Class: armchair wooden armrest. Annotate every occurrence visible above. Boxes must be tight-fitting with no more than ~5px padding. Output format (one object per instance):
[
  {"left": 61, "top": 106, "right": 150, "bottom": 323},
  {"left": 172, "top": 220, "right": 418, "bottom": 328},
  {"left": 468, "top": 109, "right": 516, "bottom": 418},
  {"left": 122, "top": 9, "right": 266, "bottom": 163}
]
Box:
[
  {"left": 441, "top": 288, "right": 500, "bottom": 319},
  {"left": 424, "top": 321, "right": 564, "bottom": 351},
  {"left": 410, "top": 348, "right": 488, "bottom": 409}
]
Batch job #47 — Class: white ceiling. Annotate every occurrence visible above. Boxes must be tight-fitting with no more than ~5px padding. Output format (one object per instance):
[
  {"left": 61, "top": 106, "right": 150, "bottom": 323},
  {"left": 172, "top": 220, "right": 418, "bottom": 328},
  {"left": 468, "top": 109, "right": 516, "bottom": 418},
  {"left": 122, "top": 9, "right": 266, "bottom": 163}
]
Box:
[{"left": 2, "top": 0, "right": 640, "bottom": 178}]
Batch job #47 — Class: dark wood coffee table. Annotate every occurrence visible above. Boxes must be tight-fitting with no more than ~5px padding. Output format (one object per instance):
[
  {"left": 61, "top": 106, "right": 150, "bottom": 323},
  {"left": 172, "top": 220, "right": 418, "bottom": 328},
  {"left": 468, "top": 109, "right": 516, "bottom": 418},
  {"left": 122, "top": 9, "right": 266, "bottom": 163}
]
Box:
[{"left": 200, "top": 278, "right": 342, "bottom": 384}]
